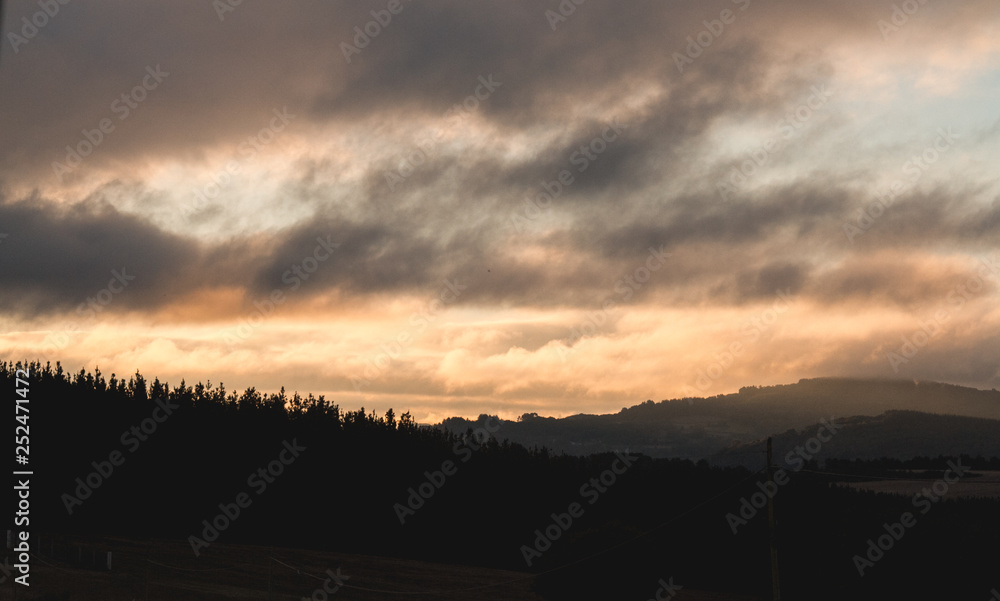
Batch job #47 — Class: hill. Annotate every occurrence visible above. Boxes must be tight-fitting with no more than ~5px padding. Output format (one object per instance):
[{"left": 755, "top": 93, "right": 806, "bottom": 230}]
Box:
[
  {"left": 440, "top": 378, "right": 1000, "bottom": 459},
  {"left": 710, "top": 410, "right": 1000, "bottom": 469}
]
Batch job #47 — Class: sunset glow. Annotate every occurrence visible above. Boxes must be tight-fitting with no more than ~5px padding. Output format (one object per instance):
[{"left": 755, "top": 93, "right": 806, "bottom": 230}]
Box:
[{"left": 3, "top": 0, "right": 1000, "bottom": 422}]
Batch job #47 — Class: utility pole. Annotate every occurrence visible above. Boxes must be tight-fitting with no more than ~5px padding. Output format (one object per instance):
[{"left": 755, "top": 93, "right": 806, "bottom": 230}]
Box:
[{"left": 766, "top": 437, "right": 782, "bottom": 601}]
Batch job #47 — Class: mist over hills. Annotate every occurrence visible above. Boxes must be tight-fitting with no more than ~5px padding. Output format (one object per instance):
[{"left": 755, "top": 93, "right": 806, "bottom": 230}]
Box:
[{"left": 440, "top": 378, "right": 1000, "bottom": 460}]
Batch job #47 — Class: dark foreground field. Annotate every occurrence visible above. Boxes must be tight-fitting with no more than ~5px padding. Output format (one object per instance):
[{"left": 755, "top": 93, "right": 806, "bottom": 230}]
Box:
[
  {"left": 6, "top": 364, "right": 1000, "bottom": 601},
  {"left": 4, "top": 535, "right": 757, "bottom": 601},
  {"left": 845, "top": 470, "right": 1000, "bottom": 498}
]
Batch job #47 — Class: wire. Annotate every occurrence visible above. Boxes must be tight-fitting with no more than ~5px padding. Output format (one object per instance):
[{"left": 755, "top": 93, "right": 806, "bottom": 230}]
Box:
[{"left": 269, "top": 555, "right": 329, "bottom": 582}]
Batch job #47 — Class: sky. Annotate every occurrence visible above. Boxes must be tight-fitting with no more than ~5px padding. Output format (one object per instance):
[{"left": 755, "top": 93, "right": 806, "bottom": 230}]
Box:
[{"left": 1, "top": 0, "right": 999, "bottom": 422}]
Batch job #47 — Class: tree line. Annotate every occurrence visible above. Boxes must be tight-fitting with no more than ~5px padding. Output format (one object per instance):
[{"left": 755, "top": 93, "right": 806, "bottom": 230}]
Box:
[{"left": 4, "top": 360, "right": 1000, "bottom": 600}]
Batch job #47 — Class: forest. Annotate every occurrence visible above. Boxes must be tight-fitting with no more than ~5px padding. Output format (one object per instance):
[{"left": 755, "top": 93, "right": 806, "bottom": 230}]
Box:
[{"left": 4, "top": 360, "right": 1000, "bottom": 600}]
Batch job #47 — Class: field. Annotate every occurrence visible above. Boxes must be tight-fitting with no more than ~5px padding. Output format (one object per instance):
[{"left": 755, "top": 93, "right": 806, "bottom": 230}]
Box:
[
  {"left": 843, "top": 470, "right": 1000, "bottom": 499},
  {"left": 4, "top": 535, "right": 758, "bottom": 601}
]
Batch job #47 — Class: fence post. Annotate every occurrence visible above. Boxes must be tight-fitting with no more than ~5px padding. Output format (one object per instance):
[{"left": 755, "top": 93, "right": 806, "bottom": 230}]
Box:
[
  {"left": 767, "top": 437, "right": 782, "bottom": 601},
  {"left": 267, "top": 548, "right": 273, "bottom": 600}
]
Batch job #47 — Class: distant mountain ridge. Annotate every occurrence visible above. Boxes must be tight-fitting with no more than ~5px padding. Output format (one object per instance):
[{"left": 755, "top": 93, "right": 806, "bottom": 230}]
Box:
[
  {"left": 439, "top": 378, "right": 1000, "bottom": 459},
  {"left": 711, "top": 410, "right": 1000, "bottom": 469}
]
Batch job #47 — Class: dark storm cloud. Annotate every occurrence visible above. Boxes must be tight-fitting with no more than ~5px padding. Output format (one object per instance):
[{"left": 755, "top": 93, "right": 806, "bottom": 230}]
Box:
[
  {"left": 309, "top": 0, "right": 701, "bottom": 123},
  {"left": 5, "top": 170, "right": 998, "bottom": 322},
  {"left": 1, "top": 1, "right": 337, "bottom": 180},
  {"left": 565, "top": 179, "right": 850, "bottom": 257},
  {"left": 844, "top": 186, "right": 1000, "bottom": 252},
  {"left": 245, "top": 213, "right": 594, "bottom": 308},
  {"left": 0, "top": 196, "right": 200, "bottom": 316},
  {"left": 311, "top": 0, "right": 852, "bottom": 128},
  {"left": 735, "top": 262, "right": 809, "bottom": 300},
  {"left": 249, "top": 220, "right": 437, "bottom": 296},
  {"left": 0, "top": 0, "right": 881, "bottom": 181},
  {"left": 3, "top": 0, "right": 999, "bottom": 322}
]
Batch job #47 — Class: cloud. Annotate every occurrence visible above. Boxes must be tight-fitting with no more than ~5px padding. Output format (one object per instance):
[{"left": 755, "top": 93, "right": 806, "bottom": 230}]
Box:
[
  {"left": 3, "top": 0, "right": 1000, "bottom": 416},
  {"left": 0, "top": 195, "right": 200, "bottom": 317}
]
